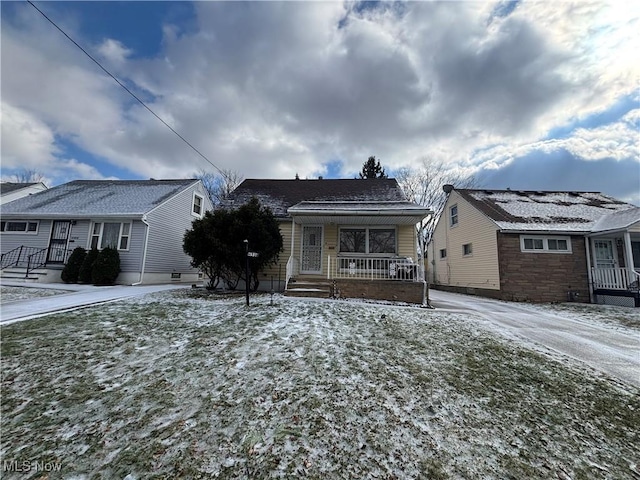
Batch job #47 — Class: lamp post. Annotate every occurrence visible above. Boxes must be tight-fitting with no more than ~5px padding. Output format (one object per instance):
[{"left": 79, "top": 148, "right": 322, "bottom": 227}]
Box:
[{"left": 243, "top": 239, "right": 250, "bottom": 306}]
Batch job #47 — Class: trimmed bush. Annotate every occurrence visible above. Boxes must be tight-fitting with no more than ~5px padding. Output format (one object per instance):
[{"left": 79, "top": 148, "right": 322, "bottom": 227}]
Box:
[
  {"left": 91, "top": 247, "right": 121, "bottom": 286},
  {"left": 61, "top": 247, "right": 87, "bottom": 283},
  {"left": 78, "top": 248, "right": 100, "bottom": 284}
]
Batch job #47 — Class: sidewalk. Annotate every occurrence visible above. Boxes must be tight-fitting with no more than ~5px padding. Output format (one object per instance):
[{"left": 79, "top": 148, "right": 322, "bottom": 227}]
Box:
[{"left": 1, "top": 282, "right": 190, "bottom": 324}]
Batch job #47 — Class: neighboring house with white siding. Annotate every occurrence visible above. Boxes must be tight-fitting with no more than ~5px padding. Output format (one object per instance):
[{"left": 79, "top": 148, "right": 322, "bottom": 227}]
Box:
[
  {"left": 227, "top": 178, "right": 432, "bottom": 304},
  {"left": 428, "top": 186, "right": 640, "bottom": 307},
  {"left": 0, "top": 182, "right": 47, "bottom": 205},
  {"left": 0, "top": 179, "right": 213, "bottom": 284}
]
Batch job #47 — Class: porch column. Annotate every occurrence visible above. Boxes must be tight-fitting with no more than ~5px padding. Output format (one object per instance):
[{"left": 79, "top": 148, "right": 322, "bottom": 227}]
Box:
[
  {"left": 585, "top": 237, "right": 594, "bottom": 303},
  {"left": 290, "top": 218, "right": 296, "bottom": 261},
  {"left": 624, "top": 231, "right": 636, "bottom": 279}
]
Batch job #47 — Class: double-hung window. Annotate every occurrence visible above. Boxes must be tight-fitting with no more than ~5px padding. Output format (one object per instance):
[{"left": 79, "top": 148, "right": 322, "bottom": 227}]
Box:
[
  {"left": 192, "top": 193, "right": 204, "bottom": 217},
  {"left": 90, "top": 222, "right": 131, "bottom": 250},
  {"left": 339, "top": 227, "right": 396, "bottom": 255},
  {"left": 450, "top": 205, "right": 458, "bottom": 227}
]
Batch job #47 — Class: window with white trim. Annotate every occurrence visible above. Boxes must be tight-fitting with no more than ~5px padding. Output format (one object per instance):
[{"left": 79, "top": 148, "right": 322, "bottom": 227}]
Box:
[
  {"left": 463, "top": 243, "right": 473, "bottom": 256},
  {"left": 192, "top": 193, "right": 204, "bottom": 217},
  {"left": 439, "top": 248, "right": 447, "bottom": 259},
  {"left": 520, "top": 235, "right": 572, "bottom": 253},
  {"left": 0, "top": 221, "right": 39, "bottom": 234},
  {"left": 339, "top": 227, "right": 396, "bottom": 254},
  {"left": 90, "top": 222, "right": 132, "bottom": 250},
  {"left": 450, "top": 204, "right": 458, "bottom": 227}
]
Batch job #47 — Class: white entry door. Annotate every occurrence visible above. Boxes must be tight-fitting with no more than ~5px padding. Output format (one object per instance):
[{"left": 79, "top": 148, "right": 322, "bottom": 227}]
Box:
[
  {"left": 593, "top": 239, "right": 616, "bottom": 268},
  {"left": 301, "top": 226, "right": 322, "bottom": 273}
]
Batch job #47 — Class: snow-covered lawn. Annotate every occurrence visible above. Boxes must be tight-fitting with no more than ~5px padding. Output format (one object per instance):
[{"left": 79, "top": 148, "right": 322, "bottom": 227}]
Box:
[
  {"left": 1, "top": 290, "right": 638, "bottom": 479},
  {"left": 1, "top": 285, "right": 67, "bottom": 303}
]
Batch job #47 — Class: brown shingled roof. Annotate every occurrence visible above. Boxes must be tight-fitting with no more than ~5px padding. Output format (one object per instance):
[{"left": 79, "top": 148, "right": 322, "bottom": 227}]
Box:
[{"left": 227, "top": 178, "right": 408, "bottom": 217}]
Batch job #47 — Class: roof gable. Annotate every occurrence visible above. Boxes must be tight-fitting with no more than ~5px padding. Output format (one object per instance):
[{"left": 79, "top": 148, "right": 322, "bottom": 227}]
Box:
[
  {"left": 228, "top": 178, "right": 409, "bottom": 217},
  {"left": 0, "top": 182, "right": 40, "bottom": 195},
  {"left": 455, "top": 189, "right": 634, "bottom": 233},
  {"left": 1, "top": 179, "right": 199, "bottom": 217}
]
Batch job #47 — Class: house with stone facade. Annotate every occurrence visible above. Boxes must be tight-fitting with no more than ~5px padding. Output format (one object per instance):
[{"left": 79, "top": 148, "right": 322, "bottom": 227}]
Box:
[
  {"left": 427, "top": 187, "right": 640, "bottom": 307},
  {"left": 227, "top": 178, "right": 432, "bottom": 304}
]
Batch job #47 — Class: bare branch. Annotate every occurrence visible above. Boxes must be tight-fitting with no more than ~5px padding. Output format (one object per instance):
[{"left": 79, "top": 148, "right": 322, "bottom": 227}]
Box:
[
  {"left": 196, "top": 169, "right": 244, "bottom": 206},
  {"left": 397, "top": 158, "right": 478, "bottom": 257}
]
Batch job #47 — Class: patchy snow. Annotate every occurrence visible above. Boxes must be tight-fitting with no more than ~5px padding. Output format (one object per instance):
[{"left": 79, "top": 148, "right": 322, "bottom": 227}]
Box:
[
  {"left": 468, "top": 190, "right": 634, "bottom": 232},
  {"left": 0, "top": 285, "right": 67, "bottom": 303},
  {"left": 592, "top": 206, "right": 640, "bottom": 232},
  {"left": 1, "top": 291, "right": 638, "bottom": 479}
]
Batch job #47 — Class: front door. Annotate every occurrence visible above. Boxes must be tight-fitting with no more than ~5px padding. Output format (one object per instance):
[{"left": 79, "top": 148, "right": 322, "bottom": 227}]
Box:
[
  {"left": 593, "top": 239, "right": 616, "bottom": 269},
  {"left": 301, "top": 226, "right": 322, "bottom": 273},
  {"left": 47, "top": 221, "right": 71, "bottom": 263}
]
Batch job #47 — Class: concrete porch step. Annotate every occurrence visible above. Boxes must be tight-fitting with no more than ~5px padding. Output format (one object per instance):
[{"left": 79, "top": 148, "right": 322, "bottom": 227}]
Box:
[{"left": 285, "top": 279, "right": 332, "bottom": 299}]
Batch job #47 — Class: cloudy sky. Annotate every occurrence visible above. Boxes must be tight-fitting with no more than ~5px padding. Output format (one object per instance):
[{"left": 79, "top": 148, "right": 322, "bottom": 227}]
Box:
[{"left": 2, "top": 1, "right": 639, "bottom": 204}]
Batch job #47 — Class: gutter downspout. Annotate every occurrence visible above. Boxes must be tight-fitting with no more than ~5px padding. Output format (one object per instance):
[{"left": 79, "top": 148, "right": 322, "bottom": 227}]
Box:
[
  {"left": 585, "top": 236, "right": 594, "bottom": 304},
  {"left": 131, "top": 216, "right": 150, "bottom": 286}
]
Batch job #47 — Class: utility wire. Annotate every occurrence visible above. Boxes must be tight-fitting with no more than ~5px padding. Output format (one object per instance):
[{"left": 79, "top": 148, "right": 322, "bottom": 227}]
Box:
[{"left": 27, "top": 0, "right": 227, "bottom": 179}]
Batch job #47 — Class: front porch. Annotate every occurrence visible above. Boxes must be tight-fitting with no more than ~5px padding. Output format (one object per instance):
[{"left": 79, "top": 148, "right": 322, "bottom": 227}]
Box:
[
  {"left": 285, "top": 255, "right": 426, "bottom": 304},
  {"left": 0, "top": 245, "right": 70, "bottom": 282},
  {"left": 588, "top": 229, "right": 640, "bottom": 307}
]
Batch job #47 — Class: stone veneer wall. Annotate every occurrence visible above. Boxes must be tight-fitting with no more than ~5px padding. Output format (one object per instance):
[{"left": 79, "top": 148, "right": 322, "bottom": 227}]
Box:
[
  {"left": 334, "top": 279, "right": 426, "bottom": 304},
  {"left": 497, "top": 233, "right": 590, "bottom": 303}
]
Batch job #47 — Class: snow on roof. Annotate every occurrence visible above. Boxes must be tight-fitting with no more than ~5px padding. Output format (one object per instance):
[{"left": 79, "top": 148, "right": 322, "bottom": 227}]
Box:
[
  {"left": 1, "top": 179, "right": 199, "bottom": 217},
  {"left": 591, "top": 206, "right": 640, "bottom": 233},
  {"left": 227, "top": 179, "right": 409, "bottom": 217},
  {"left": 457, "top": 189, "right": 634, "bottom": 233},
  {"left": 289, "top": 201, "right": 430, "bottom": 214}
]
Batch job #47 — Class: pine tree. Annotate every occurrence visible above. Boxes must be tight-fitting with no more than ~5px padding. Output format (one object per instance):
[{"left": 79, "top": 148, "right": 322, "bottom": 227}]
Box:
[{"left": 359, "top": 156, "right": 387, "bottom": 179}]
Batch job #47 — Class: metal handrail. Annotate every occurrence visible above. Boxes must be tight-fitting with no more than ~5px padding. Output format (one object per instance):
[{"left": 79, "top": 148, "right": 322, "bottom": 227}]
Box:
[
  {"left": 1, "top": 245, "right": 47, "bottom": 270},
  {"left": 25, "top": 247, "right": 50, "bottom": 277},
  {"left": 1, "top": 246, "right": 24, "bottom": 270}
]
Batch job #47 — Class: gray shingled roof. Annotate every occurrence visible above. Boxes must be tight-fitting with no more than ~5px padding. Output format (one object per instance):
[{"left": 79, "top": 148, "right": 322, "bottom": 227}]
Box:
[
  {"left": 591, "top": 207, "right": 640, "bottom": 233},
  {"left": 0, "top": 182, "right": 38, "bottom": 195},
  {"left": 456, "top": 189, "right": 635, "bottom": 233},
  {"left": 227, "top": 179, "right": 411, "bottom": 217},
  {"left": 1, "top": 179, "right": 199, "bottom": 217}
]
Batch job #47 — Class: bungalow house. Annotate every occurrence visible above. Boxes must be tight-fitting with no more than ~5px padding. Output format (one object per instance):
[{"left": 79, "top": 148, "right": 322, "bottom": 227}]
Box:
[
  {"left": 0, "top": 182, "right": 47, "bottom": 205},
  {"left": 427, "top": 186, "right": 640, "bottom": 307},
  {"left": 226, "top": 178, "right": 432, "bottom": 304},
  {"left": 1, "top": 179, "right": 213, "bottom": 284}
]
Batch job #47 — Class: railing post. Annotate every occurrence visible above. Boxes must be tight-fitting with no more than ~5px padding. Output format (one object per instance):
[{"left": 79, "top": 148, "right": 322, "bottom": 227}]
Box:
[{"left": 327, "top": 255, "right": 331, "bottom": 280}]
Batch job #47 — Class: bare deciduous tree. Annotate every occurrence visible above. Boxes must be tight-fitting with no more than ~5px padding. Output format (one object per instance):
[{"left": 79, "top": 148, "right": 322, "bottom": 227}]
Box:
[
  {"left": 7, "top": 169, "right": 47, "bottom": 185},
  {"left": 396, "top": 159, "right": 478, "bottom": 258},
  {"left": 196, "top": 169, "right": 244, "bottom": 206}
]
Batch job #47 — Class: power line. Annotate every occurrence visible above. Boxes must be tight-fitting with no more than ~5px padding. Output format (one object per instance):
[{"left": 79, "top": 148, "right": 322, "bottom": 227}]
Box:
[{"left": 26, "top": 0, "right": 227, "bottom": 179}]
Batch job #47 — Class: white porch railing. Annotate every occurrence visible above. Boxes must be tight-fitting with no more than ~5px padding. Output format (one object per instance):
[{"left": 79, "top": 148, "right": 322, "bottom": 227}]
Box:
[
  {"left": 285, "top": 256, "right": 299, "bottom": 289},
  {"left": 591, "top": 267, "right": 639, "bottom": 290},
  {"left": 327, "top": 255, "right": 424, "bottom": 282}
]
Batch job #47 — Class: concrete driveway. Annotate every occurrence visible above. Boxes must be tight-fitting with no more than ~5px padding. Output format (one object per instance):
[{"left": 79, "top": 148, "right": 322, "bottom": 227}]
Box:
[
  {"left": 429, "top": 289, "right": 640, "bottom": 388},
  {"left": 1, "top": 282, "right": 190, "bottom": 324}
]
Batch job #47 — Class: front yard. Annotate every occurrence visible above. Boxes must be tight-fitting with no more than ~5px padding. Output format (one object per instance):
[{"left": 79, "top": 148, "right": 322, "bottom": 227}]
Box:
[{"left": 1, "top": 290, "right": 638, "bottom": 479}]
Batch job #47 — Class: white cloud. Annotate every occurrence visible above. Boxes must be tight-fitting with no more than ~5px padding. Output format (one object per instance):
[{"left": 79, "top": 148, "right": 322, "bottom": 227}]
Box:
[{"left": 1, "top": 0, "right": 638, "bottom": 196}]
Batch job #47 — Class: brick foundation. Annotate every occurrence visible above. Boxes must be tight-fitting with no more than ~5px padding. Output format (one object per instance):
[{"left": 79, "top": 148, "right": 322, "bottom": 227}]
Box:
[
  {"left": 497, "top": 233, "right": 590, "bottom": 303},
  {"left": 334, "top": 279, "right": 426, "bottom": 304}
]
